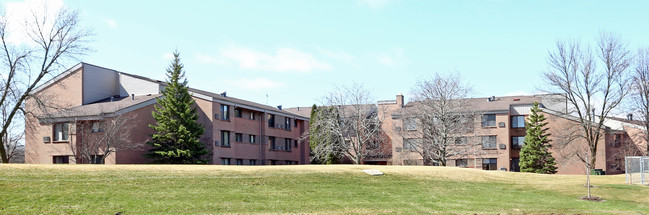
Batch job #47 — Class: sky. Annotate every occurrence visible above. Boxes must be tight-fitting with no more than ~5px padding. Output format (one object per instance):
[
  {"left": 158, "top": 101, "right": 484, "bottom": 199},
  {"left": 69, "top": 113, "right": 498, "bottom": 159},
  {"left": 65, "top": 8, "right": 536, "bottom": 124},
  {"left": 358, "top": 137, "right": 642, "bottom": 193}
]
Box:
[{"left": 4, "top": 0, "right": 649, "bottom": 108}]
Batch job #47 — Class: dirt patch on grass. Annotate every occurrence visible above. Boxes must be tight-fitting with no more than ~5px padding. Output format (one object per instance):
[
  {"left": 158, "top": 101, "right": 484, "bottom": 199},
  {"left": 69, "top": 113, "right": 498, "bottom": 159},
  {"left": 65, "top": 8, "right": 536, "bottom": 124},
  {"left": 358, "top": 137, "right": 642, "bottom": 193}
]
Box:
[{"left": 580, "top": 196, "right": 605, "bottom": 202}]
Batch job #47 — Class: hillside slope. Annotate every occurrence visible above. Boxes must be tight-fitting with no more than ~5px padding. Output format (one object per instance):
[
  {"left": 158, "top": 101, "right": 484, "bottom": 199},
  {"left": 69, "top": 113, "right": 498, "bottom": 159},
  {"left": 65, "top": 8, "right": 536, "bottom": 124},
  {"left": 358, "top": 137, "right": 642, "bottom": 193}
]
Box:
[{"left": 0, "top": 165, "right": 647, "bottom": 214}]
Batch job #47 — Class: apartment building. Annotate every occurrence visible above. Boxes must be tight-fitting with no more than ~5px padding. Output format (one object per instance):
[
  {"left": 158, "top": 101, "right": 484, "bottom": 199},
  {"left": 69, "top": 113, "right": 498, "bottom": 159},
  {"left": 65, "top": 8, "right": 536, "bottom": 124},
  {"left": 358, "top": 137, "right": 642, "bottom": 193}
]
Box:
[
  {"left": 24, "top": 63, "right": 310, "bottom": 165},
  {"left": 378, "top": 94, "right": 646, "bottom": 174}
]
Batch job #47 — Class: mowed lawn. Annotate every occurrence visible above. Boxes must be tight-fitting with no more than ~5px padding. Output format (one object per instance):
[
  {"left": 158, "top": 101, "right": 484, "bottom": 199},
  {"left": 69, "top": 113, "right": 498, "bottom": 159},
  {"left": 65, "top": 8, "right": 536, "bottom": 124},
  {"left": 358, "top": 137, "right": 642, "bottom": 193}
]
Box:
[{"left": 0, "top": 165, "right": 647, "bottom": 214}]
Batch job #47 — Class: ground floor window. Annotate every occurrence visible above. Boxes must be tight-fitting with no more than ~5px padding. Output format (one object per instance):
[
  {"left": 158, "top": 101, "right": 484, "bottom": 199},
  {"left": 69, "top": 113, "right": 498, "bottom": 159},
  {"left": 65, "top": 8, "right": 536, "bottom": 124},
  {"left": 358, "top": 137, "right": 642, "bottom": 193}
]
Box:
[
  {"left": 455, "top": 159, "right": 467, "bottom": 167},
  {"left": 90, "top": 155, "right": 104, "bottom": 164},
  {"left": 236, "top": 159, "right": 243, "bottom": 165},
  {"left": 403, "top": 160, "right": 418, "bottom": 165},
  {"left": 221, "top": 158, "right": 231, "bottom": 165},
  {"left": 53, "top": 123, "right": 69, "bottom": 141},
  {"left": 53, "top": 156, "right": 69, "bottom": 164},
  {"left": 482, "top": 158, "right": 497, "bottom": 170},
  {"left": 249, "top": 159, "right": 257, "bottom": 165}
]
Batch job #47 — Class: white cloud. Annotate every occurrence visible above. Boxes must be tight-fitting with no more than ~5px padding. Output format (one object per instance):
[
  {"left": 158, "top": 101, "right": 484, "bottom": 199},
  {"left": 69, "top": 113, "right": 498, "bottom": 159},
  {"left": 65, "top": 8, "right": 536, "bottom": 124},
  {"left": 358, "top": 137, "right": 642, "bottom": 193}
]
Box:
[
  {"left": 2, "top": 0, "right": 65, "bottom": 45},
  {"left": 224, "top": 78, "right": 287, "bottom": 91},
  {"left": 194, "top": 53, "right": 226, "bottom": 64},
  {"left": 372, "top": 47, "right": 408, "bottom": 67},
  {"left": 196, "top": 46, "right": 331, "bottom": 73},
  {"left": 357, "top": 0, "right": 395, "bottom": 9},
  {"left": 104, "top": 18, "right": 118, "bottom": 29},
  {"left": 316, "top": 47, "right": 355, "bottom": 63}
]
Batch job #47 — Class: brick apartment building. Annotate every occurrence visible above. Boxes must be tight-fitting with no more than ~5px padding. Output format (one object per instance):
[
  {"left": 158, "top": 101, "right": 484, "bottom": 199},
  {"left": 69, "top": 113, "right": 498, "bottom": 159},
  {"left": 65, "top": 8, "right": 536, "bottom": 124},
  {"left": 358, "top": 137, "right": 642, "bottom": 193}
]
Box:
[
  {"left": 288, "top": 94, "right": 647, "bottom": 174},
  {"left": 25, "top": 63, "right": 310, "bottom": 165},
  {"left": 381, "top": 94, "right": 647, "bottom": 174}
]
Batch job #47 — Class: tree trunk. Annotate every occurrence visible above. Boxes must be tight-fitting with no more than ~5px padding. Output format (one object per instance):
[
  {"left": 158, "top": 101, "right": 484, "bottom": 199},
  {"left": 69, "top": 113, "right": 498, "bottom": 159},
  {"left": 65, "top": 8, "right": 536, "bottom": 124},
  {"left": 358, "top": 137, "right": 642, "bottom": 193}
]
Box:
[{"left": 586, "top": 164, "right": 592, "bottom": 199}]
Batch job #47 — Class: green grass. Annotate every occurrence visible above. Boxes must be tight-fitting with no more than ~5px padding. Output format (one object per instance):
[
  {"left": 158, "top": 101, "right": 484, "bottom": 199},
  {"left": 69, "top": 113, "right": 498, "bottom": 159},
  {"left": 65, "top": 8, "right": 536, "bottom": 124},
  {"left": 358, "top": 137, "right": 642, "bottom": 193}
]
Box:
[{"left": 0, "top": 165, "right": 647, "bottom": 214}]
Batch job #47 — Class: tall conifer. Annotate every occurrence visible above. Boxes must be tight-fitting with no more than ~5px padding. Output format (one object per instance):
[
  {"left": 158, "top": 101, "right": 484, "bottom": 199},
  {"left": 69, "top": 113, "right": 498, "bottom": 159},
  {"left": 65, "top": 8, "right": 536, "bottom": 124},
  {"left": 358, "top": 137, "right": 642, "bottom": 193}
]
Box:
[
  {"left": 519, "top": 102, "right": 558, "bottom": 174},
  {"left": 147, "top": 52, "right": 208, "bottom": 164}
]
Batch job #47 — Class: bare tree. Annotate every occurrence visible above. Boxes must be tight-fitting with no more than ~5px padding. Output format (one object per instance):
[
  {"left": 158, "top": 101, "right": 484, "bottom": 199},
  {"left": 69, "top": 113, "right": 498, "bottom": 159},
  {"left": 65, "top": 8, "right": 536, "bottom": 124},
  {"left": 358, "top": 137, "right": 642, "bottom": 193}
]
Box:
[
  {"left": 310, "top": 83, "right": 385, "bottom": 164},
  {"left": 67, "top": 113, "right": 142, "bottom": 164},
  {"left": 397, "top": 73, "right": 476, "bottom": 166},
  {"left": 543, "top": 32, "right": 631, "bottom": 199},
  {"left": 0, "top": 4, "right": 91, "bottom": 163},
  {"left": 631, "top": 47, "right": 649, "bottom": 155}
]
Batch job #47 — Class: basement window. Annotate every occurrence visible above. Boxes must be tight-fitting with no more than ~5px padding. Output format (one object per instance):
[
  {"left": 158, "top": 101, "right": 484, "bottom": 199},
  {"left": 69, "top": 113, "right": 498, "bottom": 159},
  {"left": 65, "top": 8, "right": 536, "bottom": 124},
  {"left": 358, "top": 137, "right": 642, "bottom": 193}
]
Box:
[
  {"left": 53, "top": 156, "right": 69, "bottom": 164},
  {"left": 482, "top": 158, "right": 497, "bottom": 170}
]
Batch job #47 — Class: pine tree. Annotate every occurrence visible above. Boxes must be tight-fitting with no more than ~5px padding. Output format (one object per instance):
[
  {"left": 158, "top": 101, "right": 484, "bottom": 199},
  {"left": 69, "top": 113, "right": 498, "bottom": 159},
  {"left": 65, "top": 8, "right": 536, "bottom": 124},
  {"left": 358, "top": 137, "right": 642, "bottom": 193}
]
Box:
[
  {"left": 147, "top": 51, "right": 208, "bottom": 164},
  {"left": 308, "top": 105, "right": 340, "bottom": 164},
  {"left": 519, "top": 102, "right": 558, "bottom": 174}
]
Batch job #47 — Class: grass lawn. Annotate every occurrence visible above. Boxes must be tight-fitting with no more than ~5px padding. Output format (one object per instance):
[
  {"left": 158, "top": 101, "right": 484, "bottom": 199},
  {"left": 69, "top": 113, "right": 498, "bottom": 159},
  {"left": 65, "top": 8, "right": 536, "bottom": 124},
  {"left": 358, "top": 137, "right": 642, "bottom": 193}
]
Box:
[{"left": 0, "top": 164, "right": 647, "bottom": 214}]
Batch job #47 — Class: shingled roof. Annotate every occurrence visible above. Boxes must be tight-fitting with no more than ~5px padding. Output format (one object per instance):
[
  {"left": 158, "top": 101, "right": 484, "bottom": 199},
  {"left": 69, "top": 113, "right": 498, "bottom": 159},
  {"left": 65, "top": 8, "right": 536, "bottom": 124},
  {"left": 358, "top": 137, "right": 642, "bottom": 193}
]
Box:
[{"left": 39, "top": 94, "right": 161, "bottom": 122}]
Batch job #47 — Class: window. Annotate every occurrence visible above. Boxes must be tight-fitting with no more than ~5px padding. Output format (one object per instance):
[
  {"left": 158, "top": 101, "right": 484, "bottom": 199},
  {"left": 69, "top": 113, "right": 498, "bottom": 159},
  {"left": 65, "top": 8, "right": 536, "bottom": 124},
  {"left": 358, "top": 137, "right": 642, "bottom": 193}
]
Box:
[
  {"left": 294, "top": 140, "right": 298, "bottom": 148},
  {"left": 482, "top": 158, "right": 497, "bottom": 170},
  {"left": 90, "top": 155, "right": 104, "bottom": 164},
  {"left": 511, "top": 136, "right": 525, "bottom": 149},
  {"left": 294, "top": 119, "right": 298, "bottom": 127},
  {"left": 511, "top": 115, "right": 525, "bottom": 128},
  {"left": 403, "top": 160, "right": 418, "bottom": 165},
  {"left": 249, "top": 112, "right": 255, "bottom": 120},
  {"left": 53, "top": 123, "right": 69, "bottom": 141},
  {"left": 270, "top": 160, "right": 277, "bottom": 165},
  {"left": 221, "top": 105, "right": 230, "bottom": 121},
  {"left": 234, "top": 109, "right": 242, "bottom": 118},
  {"left": 91, "top": 122, "right": 104, "bottom": 133},
  {"left": 403, "top": 138, "right": 417, "bottom": 151},
  {"left": 221, "top": 131, "right": 230, "bottom": 147},
  {"left": 221, "top": 158, "right": 231, "bottom": 165},
  {"left": 235, "top": 133, "right": 243, "bottom": 142},
  {"left": 481, "top": 135, "right": 497, "bottom": 149},
  {"left": 236, "top": 159, "right": 243, "bottom": 165},
  {"left": 285, "top": 118, "right": 291, "bottom": 130},
  {"left": 285, "top": 138, "right": 292, "bottom": 151},
  {"left": 613, "top": 134, "right": 623, "bottom": 147},
  {"left": 455, "top": 137, "right": 467, "bottom": 145},
  {"left": 404, "top": 118, "right": 417, "bottom": 131},
  {"left": 285, "top": 160, "right": 294, "bottom": 165},
  {"left": 481, "top": 114, "right": 496, "bottom": 127},
  {"left": 269, "top": 136, "right": 276, "bottom": 150},
  {"left": 249, "top": 159, "right": 257, "bottom": 165},
  {"left": 53, "top": 156, "right": 69, "bottom": 164},
  {"left": 455, "top": 159, "right": 467, "bottom": 167},
  {"left": 268, "top": 114, "right": 275, "bottom": 127},
  {"left": 249, "top": 135, "right": 256, "bottom": 144}
]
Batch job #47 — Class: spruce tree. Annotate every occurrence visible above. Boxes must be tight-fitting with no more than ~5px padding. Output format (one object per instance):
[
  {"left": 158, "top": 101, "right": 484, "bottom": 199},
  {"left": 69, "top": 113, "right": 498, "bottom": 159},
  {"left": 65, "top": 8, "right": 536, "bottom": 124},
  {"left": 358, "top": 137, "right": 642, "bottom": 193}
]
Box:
[
  {"left": 519, "top": 102, "right": 558, "bottom": 174},
  {"left": 147, "top": 52, "right": 208, "bottom": 164},
  {"left": 308, "top": 105, "right": 340, "bottom": 164}
]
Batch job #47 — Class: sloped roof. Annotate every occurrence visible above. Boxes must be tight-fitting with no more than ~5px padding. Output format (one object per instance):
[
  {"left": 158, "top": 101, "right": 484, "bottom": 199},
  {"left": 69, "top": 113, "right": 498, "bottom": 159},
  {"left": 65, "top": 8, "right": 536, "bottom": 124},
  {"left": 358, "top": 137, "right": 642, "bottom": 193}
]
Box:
[
  {"left": 285, "top": 104, "right": 377, "bottom": 119},
  {"left": 187, "top": 87, "right": 307, "bottom": 119},
  {"left": 391, "top": 95, "right": 546, "bottom": 117},
  {"left": 40, "top": 94, "right": 161, "bottom": 121},
  {"left": 285, "top": 106, "right": 313, "bottom": 118},
  {"left": 34, "top": 62, "right": 309, "bottom": 120}
]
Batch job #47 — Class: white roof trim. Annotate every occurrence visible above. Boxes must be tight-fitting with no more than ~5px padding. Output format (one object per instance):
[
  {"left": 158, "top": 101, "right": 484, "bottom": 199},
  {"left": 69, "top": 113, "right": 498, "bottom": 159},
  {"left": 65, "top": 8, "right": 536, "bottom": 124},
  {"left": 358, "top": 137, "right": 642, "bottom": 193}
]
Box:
[
  {"left": 39, "top": 97, "right": 158, "bottom": 123},
  {"left": 32, "top": 63, "right": 83, "bottom": 94}
]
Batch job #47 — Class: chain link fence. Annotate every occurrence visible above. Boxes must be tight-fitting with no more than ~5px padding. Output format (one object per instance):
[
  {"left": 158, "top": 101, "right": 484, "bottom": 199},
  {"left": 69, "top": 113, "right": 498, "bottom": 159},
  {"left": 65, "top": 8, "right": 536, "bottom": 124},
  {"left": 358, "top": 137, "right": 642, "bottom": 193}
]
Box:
[{"left": 625, "top": 156, "right": 649, "bottom": 185}]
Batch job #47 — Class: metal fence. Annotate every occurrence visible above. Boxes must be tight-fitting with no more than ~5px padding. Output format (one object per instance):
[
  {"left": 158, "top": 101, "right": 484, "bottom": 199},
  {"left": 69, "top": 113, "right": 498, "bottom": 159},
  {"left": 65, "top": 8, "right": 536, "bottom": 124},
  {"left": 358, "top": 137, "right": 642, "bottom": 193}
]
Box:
[{"left": 625, "top": 156, "right": 649, "bottom": 185}]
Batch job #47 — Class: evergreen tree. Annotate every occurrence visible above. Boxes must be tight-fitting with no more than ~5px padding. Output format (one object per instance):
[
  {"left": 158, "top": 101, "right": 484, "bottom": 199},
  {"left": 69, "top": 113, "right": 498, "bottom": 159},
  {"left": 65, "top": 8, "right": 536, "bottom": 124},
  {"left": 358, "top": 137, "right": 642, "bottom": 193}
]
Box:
[
  {"left": 519, "top": 102, "right": 558, "bottom": 174},
  {"left": 308, "top": 104, "right": 340, "bottom": 164},
  {"left": 147, "top": 52, "right": 208, "bottom": 164}
]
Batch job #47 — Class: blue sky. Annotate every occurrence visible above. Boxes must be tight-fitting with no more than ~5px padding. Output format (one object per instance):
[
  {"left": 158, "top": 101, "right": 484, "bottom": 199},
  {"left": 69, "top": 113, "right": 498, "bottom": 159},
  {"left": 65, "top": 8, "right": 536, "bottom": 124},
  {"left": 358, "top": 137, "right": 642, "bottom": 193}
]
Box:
[{"left": 7, "top": 0, "right": 649, "bottom": 107}]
